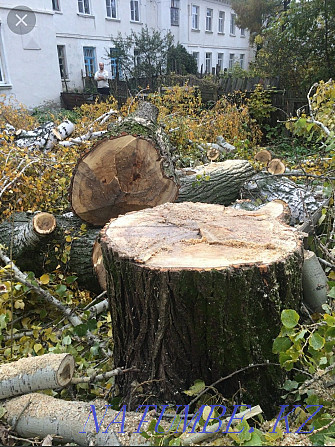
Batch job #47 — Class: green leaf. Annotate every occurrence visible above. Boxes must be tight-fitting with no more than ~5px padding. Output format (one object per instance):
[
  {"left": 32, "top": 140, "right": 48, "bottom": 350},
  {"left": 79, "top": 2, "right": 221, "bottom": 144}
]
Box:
[
  {"left": 309, "top": 333, "right": 325, "bottom": 351},
  {"left": 281, "top": 309, "right": 299, "bottom": 328},
  {"left": 55, "top": 284, "right": 67, "bottom": 297},
  {"left": 183, "top": 379, "right": 206, "bottom": 396},
  {"left": 66, "top": 276, "right": 78, "bottom": 284},
  {"left": 327, "top": 287, "right": 335, "bottom": 299},
  {"left": 324, "top": 314, "right": 335, "bottom": 327},
  {"left": 282, "top": 380, "right": 299, "bottom": 391},
  {"left": 244, "top": 430, "right": 263, "bottom": 446},
  {"left": 273, "top": 336, "right": 292, "bottom": 354},
  {"left": 0, "top": 406, "right": 7, "bottom": 418},
  {"left": 62, "top": 335, "right": 72, "bottom": 346}
]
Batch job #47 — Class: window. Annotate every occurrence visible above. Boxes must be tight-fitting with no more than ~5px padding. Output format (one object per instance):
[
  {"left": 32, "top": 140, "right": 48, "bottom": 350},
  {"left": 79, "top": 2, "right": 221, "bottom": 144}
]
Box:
[
  {"left": 217, "top": 53, "right": 223, "bottom": 71},
  {"left": 192, "top": 52, "right": 199, "bottom": 70},
  {"left": 78, "top": 0, "right": 90, "bottom": 14},
  {"left": 170, "top": 0, "right": 180, "bottom": 26},
  {"left": 229, "top": 53, "right": 235, "bottom": 69},
  {"left": 218, "top": 11, "right": 225, "bottom": 33},
  {"left": 57, "top": 45, "right": 67, "bottom": 79},
  {"left": 134, "top": 48, "right": 141, "bottom": 67},
  {"left": 130, "top": 0, "right": 140, "bottom": 22},
  {"left": 0, "top": 26, "right": 8, "bottom": 85},
  {"left": 240, "top": 54, "right": 245, "bottom": 69},
  {"left": 230, "top": 13, "right": 236, "bottom": 35},
  {"left": 110, "top": 47, "right": 120, "bottom": 79},
  {"left": 241, "top": 27, "right": 245, "bottom": 37},
  {"left": 106, "top": 0, "right": 117, "bottom": 18},
  {"left": 192, "top": 5, "right": 199, "bottom": 30},
  {"left": 83, "top": 47, "right": 96, "bottom": 76},
  {"left": 206, "top": 8, "right": 213, "bottom": 31},
  {"left": 52, "top": 0, "right": 60, "bottom": 11},
  {"left": 205, "top": 52, "right": 212, "bottom": 73}
]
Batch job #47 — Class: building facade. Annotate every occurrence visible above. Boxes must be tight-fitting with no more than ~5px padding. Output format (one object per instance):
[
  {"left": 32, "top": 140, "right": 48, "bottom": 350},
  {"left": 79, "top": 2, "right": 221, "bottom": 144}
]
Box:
[{"left": 0, "top": 1, "right": 252, "bottom": 108}]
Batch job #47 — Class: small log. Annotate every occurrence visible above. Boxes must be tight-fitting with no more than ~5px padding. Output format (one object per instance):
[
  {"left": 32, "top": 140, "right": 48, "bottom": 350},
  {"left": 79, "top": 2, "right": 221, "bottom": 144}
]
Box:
[
  {"left": 302, "top": 250, "right": 328, "bottom": 313},
  {"left": 0, "top": 212, "right": 103, "bottom": 292},
  {"left": 254, "top": 149, "right": 272, "bottom": 164},
  {"left": 0, "top": 354, "right": 75, "bottom": 399},
  {"left": 13, "top": 121, "right": 75, "bottom": 150},
  {"left": 176, "top": 160, "right": 255, "bottom": 205},
  {"left": 242, "top": 172, "right": 324, "bottom": 225},
  {"left": 100, "top": 200, "right": 304, "bottom": 414},
  {"left": 70, "top": 102, "right": 178, "bottom": 226},
  {"left": 4, "top": 393, "right": 121, "bottom": 446},
  {"left": 268, "top": 158, "right": 286, "bottom": 175}
]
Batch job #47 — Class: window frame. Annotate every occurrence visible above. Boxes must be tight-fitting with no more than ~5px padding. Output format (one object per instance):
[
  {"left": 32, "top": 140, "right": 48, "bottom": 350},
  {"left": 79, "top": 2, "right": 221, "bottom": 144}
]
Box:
[
  {"left": 130, "top": 0, "right": 140, "bottom": 22},
  {"left": 218, "top": 11, "right": 225, "bottom": 33},
  {"left": 229, "top": 53, "right": 235, "bottom": 69},
  {"left": 0, "top": 25, "right": 10, "bottom": 87},
  {"left": 52, "top": 0, "right": 61, "bottom": 12},
  {"left": 240, "top": 54, "right": 245, "bottom": 69},
  {"left": 192, "top": 5, "right": 199, "bottom": 30},
  {"left": 57, "top": 45, "right": 68, "bottom": 80},
  {"left": 170, "top": 0, "right": 180, "bottom": 26},
  {"left": 205, "top": 52, "right": 212, "bottom": 74},
  {"left": 240, "top": 27, "right": 245, "bottom": 37},
  {"left": 106, "top": 0, "right": 117, "bottom": 19},
  {"left": 78, "top": 0, "right": 90, "bottom": 15},
  {"left": 192, "top": 51, "right": 199, "bottom": 70},
  {"left": 230, "top": 13, "right": 236, "bottom": 35},
  {"left": 217, "top": 53, "right": 223, "bottom": 71},
  {"left": 83, "top": 46, "right": 96, "bottom": 77},
  {"left": 206, "top": 8, "right": 213, "bottom": 32}
]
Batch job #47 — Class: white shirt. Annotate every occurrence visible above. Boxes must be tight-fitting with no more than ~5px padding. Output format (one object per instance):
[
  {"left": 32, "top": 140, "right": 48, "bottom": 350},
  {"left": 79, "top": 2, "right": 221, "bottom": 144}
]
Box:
[{"left": 94, "top": 69, "right": 109, "bottom": 88}]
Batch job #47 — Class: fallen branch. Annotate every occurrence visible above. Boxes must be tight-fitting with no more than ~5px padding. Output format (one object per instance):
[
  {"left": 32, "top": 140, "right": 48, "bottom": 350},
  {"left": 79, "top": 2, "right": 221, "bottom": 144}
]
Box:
[
  {"left": 0, "top": 354, "right": 75, "bottom": 399},
  {"left": 71, "top": 366, "right": 139, "bottom": 385}
]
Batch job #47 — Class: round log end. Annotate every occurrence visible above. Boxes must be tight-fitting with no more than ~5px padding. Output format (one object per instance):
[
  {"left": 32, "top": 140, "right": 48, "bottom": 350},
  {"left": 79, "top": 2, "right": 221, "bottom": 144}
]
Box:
[
  {"left": 268, "top": 159, "right": 286, "bottom": 175},
  {"left": 206, "top": 147, "right": 220, "bottom": 161},
  {"left": 57, "top": 354, "right": 75, "bottom": 387},
  {"left": 33, "top": 213, "right": 57, "bottom": 235},
  {"left": 254, "top": 149, "right": 272, "bottom": 164},
  {"left": 101, "top": 201, "right": 302, "bottom": 270}
]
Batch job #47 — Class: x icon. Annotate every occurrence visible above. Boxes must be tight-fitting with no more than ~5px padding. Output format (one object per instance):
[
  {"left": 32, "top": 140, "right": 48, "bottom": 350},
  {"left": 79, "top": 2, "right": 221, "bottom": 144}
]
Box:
[{"left": 15, "top": 13, "right": 28, "bottom": 26}]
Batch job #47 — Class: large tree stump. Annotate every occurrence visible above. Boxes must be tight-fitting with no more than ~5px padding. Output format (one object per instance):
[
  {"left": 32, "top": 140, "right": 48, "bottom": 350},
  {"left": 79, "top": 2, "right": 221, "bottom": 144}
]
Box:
[
  {"left": 100, "top": 201, "right": 304, "bottom": 414},
  {"left": 70, "top": 102, "right": 179, "bottom": 226}
]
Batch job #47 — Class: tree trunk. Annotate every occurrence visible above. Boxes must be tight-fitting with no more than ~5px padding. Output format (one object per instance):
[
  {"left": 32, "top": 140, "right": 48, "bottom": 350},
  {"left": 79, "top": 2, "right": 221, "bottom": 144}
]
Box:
[
  {"left": 70, "top": 102, "right": 179, "bottom": 226},
  {"left": 100, "top": 201, "right": 304, "bottom": 415},
  {"left": 176, "top": 160, "right": 255, "bottom": 205},
  {"left": 13, "top": 121, "right": 75, "bottom": 150},
  {"left": 0, "top": 212, "right": 103, "bottom": 292},
  {"left": 0, "top": 354, "right": 74, "bottom": 399}
]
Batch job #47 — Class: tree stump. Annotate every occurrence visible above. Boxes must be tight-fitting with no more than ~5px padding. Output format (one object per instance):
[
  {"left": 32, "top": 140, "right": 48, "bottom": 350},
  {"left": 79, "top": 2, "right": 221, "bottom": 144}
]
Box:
[
  {"left": 70, "top": 102, "right": 179, "bottom": 226},
  {"left": 100, "top": 201, "right": 304, "bottom": 414}
]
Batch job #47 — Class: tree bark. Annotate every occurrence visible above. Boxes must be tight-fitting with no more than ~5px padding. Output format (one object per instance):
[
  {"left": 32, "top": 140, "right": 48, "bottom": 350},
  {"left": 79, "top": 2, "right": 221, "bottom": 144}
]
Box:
[
  {"left": 100, "top": 200, "right": 304, "bottom": 415},
  {"left": 176, "top": 160, "right": 255, "bottom": 205},
  {"left": 70, "top": 102, "right": 179, "bottom": 226},
  {"left": 302, "top": 250, "right": 328, "bottom": 313},
  {"left": 0, "top": 212, "right": 103, "bottom": 292},
  {"left": 0, "top": 354, "right": 74, "bottom": 399},
  {"left": 13, "top": 121, "right": 75, "bottom": 150}
]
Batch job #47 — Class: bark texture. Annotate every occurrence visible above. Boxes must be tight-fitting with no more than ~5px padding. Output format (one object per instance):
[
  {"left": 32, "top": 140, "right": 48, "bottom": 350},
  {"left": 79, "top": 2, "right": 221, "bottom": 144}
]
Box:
[
  {"left": 176, "top": 160, "right": 255, "bottom": 205},
  {"left": 0, "top": 354, "right": 75, "bottom": 399},
  {"left": 0, "top": 212, "right": 102, "bottom": 292},
  {"left": 101, "top": 201, "right": 304, "bottom": 414}
]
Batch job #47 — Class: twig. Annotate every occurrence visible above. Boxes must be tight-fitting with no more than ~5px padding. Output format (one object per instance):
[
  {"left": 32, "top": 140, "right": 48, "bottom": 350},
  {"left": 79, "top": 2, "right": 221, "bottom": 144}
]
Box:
[
  {"left": 71, "top": 366, "right": 139, "bottom": 385},
  {"left": 299, "top": 363, "right": 335, "bottom": 392}
]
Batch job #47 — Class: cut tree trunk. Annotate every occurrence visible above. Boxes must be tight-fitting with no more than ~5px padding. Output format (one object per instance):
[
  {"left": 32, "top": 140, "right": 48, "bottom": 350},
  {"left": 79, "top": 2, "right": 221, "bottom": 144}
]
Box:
[
  {"left": 0, "top": 354, "right": 75, "bottom": 399},
  {"left": 0, "top": 212, "right": 103, "bottom": 292},
  {"left": 70, "top": 101, "right": 179, "bottom": 226},
  {"left": 176, "top": 160, "right": 255, "bottom": 205},
  {"left": 100, "top": 200, "right": 304, "bottom": 415}
]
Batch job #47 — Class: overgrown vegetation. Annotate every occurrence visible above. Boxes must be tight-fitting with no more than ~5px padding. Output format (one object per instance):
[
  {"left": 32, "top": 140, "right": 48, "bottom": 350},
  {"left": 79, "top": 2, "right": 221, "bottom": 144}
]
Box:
[{"left": 0, "top": 80, "right": 335, "bottom": 445}]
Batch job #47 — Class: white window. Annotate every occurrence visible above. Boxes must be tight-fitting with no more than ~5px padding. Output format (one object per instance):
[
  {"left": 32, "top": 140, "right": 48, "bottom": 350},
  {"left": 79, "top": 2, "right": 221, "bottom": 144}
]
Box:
[
  {"left": 192, "top": 51, "right": 199, "bottom": 70},
  {"left": 192, "top": 5, "right": 199, "bottom": 30},
  {"left": 205, "top": 52, "right": 212, "bottom": 73},
  {"left": 0, "top": 26, "right": 8, "bottom": 85},
  {"left": 106, "top": 0, "right": 117, "bottom": 18},
  {"left": 217, "top": 53, "right": 223, "bottom": 71},
  {"left": 52, "top": 0, "right": 60, "bottom": 11},
  {"left": 78, "top": 0, "right": 90, "bottom": 14},
  {"left": 230, "top": 13, "right": 236, "bottom": 35},
  {"left": 134, "top": 49, "right": 141, "bottom": 67},
  {"left": 171, "top": 0, "right": 180, "bottom": 26},
  {"left": 130, "top": 0, "right": 140, "bottom": 22},
  {"left": 206, "top": 8, "right": 213, "bottom": 32},
  {"left": 218, "top": 11, "right": 225, "bottom": 33},
  {"left": 241, "top": 28, "right": 245, "bottom": 37},
  {"left": 240, "top": 54, "right": 245, "bottom": 69},
  {"left": 57, "top": 45, "right": 68, "bottom": 79},
  {"left": 229, "top": 53, "right": 235, "bottom": 69}
]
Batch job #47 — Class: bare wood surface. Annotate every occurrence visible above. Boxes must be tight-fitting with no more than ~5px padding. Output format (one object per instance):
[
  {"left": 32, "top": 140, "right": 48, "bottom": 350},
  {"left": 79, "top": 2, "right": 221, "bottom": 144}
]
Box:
[
  {"left": 268, "top": 158, "right": 286, "bottom": 175},
  {"left": 254, "top": 149, "right": 272, "bottom": 164},
  {"left": 0, "top": 354, "right": 75, "bottom": 399}
]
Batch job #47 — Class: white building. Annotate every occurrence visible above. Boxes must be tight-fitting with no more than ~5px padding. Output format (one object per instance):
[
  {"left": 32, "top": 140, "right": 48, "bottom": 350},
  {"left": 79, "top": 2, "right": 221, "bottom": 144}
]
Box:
[{"left": 0, "top": 1, "right": 252, "bottom": 108}]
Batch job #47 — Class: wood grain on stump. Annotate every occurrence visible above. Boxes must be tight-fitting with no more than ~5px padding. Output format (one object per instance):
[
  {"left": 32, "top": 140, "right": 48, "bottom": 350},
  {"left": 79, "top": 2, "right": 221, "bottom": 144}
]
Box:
[
  {"left": 70, "top": 135, "right": 179, "bottom": 226},
  {"left": 101, "top": 201, "right": 304, "bottom": 414}
]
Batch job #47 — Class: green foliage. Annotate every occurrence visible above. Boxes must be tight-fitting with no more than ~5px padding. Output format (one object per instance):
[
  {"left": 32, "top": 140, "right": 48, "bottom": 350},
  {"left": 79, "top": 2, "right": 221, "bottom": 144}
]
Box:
[
  {"left": 167, "top": 43, "right": 198, "bottom": 75},
  {"left": 247, "top": 84, "right": 276, "bottom": 124}
]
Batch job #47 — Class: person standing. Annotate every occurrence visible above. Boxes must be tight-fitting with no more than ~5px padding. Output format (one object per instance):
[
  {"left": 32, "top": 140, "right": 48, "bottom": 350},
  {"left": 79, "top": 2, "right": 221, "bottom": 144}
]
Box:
[{"left": 94, "top": 62, "right": 110, "bottom": 97}]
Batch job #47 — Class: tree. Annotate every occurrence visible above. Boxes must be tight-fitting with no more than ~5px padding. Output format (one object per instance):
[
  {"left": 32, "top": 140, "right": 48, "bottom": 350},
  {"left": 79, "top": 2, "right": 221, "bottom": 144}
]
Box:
[
  {"left": 249, "top": 0, "right": 335, "bottom": 91},
  {"left": 110, "top": 26, "right": 174, "bottom": 87},
  {"left": 166, "top": 43, "right": 198, "bottom": 75}
]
